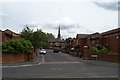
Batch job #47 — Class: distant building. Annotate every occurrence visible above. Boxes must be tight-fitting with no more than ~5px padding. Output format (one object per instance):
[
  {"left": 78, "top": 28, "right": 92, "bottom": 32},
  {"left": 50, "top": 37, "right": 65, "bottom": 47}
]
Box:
[
  {"left": 71, "top": 34, "right": 89, "bottom": 53},
  {"left": 48, "top": 40, "right": 65, "bottom": 49},
  {"left": 1, "top": 29, "right": 21, "bottom": 42},
  {"left": 48, "top": 26, "right": 65, "bottom": 49}
]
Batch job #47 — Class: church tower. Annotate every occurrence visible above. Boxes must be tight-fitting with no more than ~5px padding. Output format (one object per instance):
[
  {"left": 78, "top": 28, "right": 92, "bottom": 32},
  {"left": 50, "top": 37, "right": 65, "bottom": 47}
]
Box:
[{"left": 57, "top": 25, "right": 61, "bottom": 40}]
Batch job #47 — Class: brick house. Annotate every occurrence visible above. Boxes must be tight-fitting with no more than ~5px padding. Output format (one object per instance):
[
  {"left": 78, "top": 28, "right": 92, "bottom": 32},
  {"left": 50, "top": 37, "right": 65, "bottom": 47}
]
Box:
[
  {"left": 88, "top": 32, "right": 102, "bottom": 49},
  {"left": 75, "top": 34, "right": 90, "bottom": 53},
  {"left": 1, "top": 29, "right": 21, "bottom": 42},
  {"left": 48, "top": 40, "right": 65, "bottom": 49},
  {"left": 101, "top": 28, "right": 120, "bottom": 53},
  {"left": 73, "top": 28, "right": 120, "bottom": 54},
  {"left": 48, "top": 26, "right": 65, "bottom": 50},
  {"left": 71, "top": 38, "right": 77, "bottom": 48}
]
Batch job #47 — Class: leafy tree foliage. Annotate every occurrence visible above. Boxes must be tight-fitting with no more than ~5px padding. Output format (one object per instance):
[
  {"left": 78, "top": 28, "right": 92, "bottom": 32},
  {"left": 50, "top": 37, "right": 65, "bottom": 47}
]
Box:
[
  {"left": 20, "top": 26, "right": 55, "bottom": 49},
  {"left": 65, "top": 37, "right": 73, "bottom": 43},
  {"left": 2, "top": 38, "right": 32, "bottom": 54}
]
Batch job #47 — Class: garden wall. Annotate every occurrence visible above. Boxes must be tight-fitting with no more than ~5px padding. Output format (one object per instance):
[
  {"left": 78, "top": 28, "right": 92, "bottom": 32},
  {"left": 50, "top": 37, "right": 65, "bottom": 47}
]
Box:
[
  {"left": 83, "top": 53, "right": 120, "bottom": 63},
  {"left": 1, "top": 52, "right": 35, "bottom": 63}
]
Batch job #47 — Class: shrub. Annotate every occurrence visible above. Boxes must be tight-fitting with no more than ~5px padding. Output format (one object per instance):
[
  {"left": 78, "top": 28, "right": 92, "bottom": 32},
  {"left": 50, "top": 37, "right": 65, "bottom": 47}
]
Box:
[
  {"left": 89, "top": 46, "right": 112, "bottom": 54},
  {"left": 2, "top": 38, "right": 32, "bottom": 54},
  {"left": 89, "top": 46, "right": 99, "bottom": 53},
  {"left": 99, "top": 47, "right": 112, "bottom": 54}
]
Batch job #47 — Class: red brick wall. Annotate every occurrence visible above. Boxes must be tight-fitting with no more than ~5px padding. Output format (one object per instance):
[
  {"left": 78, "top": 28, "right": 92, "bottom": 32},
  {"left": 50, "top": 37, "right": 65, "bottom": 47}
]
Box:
[
  {"left": 98, "top": 53, "right": 119, "bottom": 62},
  {"left": 83, "top": 53, "right": 119, "bottom": 62},
  {"left": 1, "top": 52, "right": 35, "bottom": 63}
]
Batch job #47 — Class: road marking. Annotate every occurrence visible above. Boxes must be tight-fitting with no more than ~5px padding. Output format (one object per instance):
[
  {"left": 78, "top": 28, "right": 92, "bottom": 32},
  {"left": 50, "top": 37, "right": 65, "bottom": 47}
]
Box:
[
  {"left": 37, "top": 54, "right": 45, "bottom": 65},
  {"left": 2, "top": 61, "right": 82, "bottom": 68},
  {"left": 2, "top": 64, "right": 37, "bottom": 68},
  {"left": 41, "top": 54, "right": 45, "bottom": 63},
  {"left": 43, "top": 61, "right": 80, "bottom": 64}
]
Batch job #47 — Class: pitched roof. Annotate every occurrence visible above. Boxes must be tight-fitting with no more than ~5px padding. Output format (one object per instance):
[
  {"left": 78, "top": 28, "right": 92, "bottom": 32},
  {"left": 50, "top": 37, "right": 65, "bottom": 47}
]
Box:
[
  {"left": 89, "top": 32, "right": 99, "bottom": 35},
  {"left": 76, "top": 34, "right": 90, "bottom": 39},
  {"left": 101, "top": 28, "right": 120, "bottom": 36},
  {"left": 4, "top": 29, "right": 19, "bottom": 35},
  {"left": 48, "top": 40, "right": 65, "bottom": 43}
]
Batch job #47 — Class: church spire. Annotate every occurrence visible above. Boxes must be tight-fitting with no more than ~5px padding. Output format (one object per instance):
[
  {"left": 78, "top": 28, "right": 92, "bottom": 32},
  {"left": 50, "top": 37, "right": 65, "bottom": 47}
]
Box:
[{"left": 57, "top": 25, "right": 61, "bottom": 40}]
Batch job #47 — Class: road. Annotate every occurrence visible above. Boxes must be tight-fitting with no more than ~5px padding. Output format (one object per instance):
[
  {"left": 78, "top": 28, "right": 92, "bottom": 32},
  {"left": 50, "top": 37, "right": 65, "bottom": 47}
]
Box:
[{"left": 2, "top": 50, "right": 119, "bottom": 78}]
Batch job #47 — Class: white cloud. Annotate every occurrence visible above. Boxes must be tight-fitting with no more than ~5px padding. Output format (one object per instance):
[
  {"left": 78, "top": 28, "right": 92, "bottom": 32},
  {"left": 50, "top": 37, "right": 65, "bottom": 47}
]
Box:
[
  {"left": 56, "top": 17, "right": 75, "bottom": 25},
  {"left": 1, "top": 2, "right": 118, "bottom": 38}
]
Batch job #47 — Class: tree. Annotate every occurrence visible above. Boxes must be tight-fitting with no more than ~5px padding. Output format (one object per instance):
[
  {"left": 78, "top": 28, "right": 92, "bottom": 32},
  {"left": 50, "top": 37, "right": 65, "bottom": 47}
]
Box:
[
  {"left": 20, "top": 25, "right": 34, "bottom": 42},
  {"left": 20, "top": 26, "right": 55, "bottom": 49},
  {"left": 65, "top": 37, "right": 73, "bottom": 43}
]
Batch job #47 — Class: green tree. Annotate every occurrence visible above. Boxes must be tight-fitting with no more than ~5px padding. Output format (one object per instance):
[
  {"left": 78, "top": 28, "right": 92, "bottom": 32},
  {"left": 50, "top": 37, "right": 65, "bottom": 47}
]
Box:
[
  {"left": 20, "top": 25, "right": 34, "bottom": 42},
  {"left": 65, "top": 37, "right": 73, "bottom": 43},
  {"left": 20, "top": 26, "right": 55, "bottom": 49}
]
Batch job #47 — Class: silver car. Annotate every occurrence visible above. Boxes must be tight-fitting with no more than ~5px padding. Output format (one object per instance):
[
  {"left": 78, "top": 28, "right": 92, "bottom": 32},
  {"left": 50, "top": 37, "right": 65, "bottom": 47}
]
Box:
[{"left": 39, "top": 49, "right": 46, "bottom": 54}]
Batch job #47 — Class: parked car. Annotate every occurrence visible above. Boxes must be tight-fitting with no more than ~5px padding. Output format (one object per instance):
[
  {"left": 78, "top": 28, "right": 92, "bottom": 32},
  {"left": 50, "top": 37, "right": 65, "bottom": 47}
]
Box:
[
  {"left": 39, "top": 49, "right": 46, "bottom": 54},
  {"left": 53, "top": 47, "right": 60, "bottom": 53}
]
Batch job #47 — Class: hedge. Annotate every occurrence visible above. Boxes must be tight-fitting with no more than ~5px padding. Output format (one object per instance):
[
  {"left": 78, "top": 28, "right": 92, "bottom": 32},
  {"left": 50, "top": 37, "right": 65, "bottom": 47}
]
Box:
[{"left": 2, "top": 38, "right": 32, "bottom": 54}]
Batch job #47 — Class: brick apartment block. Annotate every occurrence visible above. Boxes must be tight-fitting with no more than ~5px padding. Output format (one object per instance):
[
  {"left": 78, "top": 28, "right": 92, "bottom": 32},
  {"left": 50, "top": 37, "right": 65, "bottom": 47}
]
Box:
[{"left": 70, "top": 28, "right": 120, "bottom": 54}]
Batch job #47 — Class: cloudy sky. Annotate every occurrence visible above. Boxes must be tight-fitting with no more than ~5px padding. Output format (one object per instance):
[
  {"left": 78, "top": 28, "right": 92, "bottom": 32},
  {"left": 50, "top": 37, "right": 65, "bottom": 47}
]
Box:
[{"left": 0, "top": 0, "right": 119, "bottom": 38}]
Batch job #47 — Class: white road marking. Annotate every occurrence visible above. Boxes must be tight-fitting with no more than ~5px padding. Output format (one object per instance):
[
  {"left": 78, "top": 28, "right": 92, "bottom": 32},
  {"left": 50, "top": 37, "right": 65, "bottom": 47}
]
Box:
[
  {"left": 2, "top": 61, "right": 81, "bottom": 68},
  {"left": 41, "top": 54, "right": 45, "bottom": 63},
  {"left": 2, "top": 64, "right": 37, "bottom": 68},
  {"left": 44, "top": 61, "right": 80, "bottom": 64}
]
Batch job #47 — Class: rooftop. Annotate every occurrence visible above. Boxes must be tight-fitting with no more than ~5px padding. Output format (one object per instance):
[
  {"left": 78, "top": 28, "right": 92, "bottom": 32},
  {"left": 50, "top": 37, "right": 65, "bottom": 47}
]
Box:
[
  {"left": 101, "top": 28, "right": 120, "bottom": 36},
  {"left": 76, "top": 34, "right": 90, "bottom": 39},
  {"left": 48, "top": 40, "right": 65, "bottom": 43}
]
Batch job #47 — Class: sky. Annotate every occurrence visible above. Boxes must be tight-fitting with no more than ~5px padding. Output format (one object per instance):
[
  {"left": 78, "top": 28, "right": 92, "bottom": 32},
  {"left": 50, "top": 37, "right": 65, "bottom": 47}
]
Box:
[{"left": 0, "top": 0, "right": 119, "bottom": 38}]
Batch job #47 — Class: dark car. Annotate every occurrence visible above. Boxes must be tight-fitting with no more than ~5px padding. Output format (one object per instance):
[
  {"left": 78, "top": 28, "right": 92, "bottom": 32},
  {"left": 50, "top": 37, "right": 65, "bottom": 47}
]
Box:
[{"left": 53, "top": 47, "right": 60, "bottom": 53}]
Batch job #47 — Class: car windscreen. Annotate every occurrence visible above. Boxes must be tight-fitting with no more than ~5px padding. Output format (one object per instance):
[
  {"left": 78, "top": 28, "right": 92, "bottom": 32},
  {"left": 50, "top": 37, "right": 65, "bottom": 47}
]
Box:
[{"left": 41, "top": 49, "right": 45, "bottom": 51}]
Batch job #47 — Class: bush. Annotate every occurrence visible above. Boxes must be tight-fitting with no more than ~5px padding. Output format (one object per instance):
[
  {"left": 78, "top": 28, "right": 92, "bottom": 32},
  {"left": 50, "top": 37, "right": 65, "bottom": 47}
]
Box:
[
  {"left": 99, "top": 47, "right": 112, "bottom": 54},
  {"left": 89, "top": 46, "right": 99, "bottom": 53},
  {"left": 89, "top": 46, "right": 112, "bottom": 54},
  {"left": 2, "top": 38, "right": 32, "bottom": 54}
]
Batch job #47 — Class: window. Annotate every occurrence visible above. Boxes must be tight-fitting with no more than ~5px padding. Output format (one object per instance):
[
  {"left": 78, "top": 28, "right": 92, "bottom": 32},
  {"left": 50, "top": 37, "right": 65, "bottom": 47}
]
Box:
[
  {"left": 62, "top": 43, "right": 64, "bottom": 44},
  {"left": 50, "top": 47, "right": 53, "bottom": 48},
  {"left": 91, "top": 40, "right": 95, "bottom": 44},
  {"left": 50, "top": 43, "right": 53, "bottom": 45}
]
